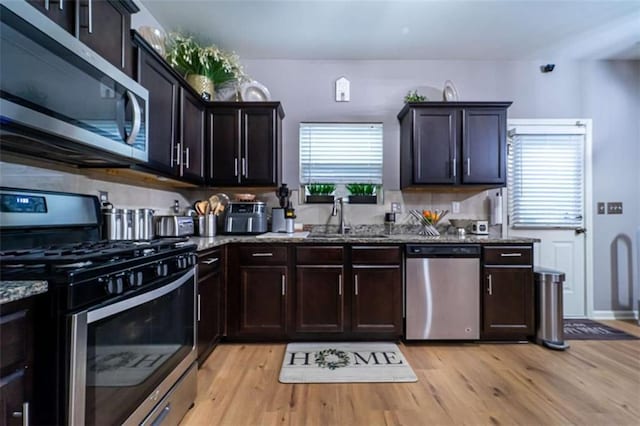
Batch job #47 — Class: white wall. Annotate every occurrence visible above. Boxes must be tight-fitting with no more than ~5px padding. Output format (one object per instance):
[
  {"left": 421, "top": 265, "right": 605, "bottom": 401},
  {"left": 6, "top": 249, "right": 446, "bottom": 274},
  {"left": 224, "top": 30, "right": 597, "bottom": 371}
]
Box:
[{"left": 240, "top": 58, "right": 640, "bottom": 314}]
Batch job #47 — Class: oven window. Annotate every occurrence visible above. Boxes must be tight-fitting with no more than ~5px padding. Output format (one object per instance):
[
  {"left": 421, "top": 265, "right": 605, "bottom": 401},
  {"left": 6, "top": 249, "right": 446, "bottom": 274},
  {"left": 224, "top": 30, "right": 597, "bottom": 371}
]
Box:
[{"left": 84, "top": 278, "right": 195, "bottom": 426}]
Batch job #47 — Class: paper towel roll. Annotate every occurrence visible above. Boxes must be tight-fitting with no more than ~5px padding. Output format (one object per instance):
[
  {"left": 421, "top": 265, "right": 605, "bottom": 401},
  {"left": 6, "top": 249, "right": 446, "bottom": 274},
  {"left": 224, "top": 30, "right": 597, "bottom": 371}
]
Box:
[{"left": 490, "top": 191, "right": 503, "bottom": 225}]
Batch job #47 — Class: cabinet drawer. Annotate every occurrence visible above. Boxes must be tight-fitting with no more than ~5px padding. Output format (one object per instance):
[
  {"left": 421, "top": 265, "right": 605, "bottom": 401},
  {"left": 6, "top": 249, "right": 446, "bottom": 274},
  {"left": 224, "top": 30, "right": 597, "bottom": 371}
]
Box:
[
  {"left": 0, "top": 310, "right": 28, "bottom": 372},
  {"left": 238, "top": 245, "right": 287, "bottom": 265},
  {"left": 296, "top": 246, "right": 344, "bottom": 264},
  {"left": 198, "top": 248, "right": 222, "bottom": 278},
  {"left": 483, "top": 246, "right": 532, "bottom": 265},
  {"left": 352, "top": 246, "right": 401, "bottom": 265}
]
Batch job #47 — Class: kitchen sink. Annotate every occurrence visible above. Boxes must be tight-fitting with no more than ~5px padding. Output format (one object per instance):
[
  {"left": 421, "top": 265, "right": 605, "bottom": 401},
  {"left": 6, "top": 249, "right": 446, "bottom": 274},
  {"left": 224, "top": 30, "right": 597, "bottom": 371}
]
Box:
[{"left": 307, "top": 233, "right": 389, "bottom": 239}]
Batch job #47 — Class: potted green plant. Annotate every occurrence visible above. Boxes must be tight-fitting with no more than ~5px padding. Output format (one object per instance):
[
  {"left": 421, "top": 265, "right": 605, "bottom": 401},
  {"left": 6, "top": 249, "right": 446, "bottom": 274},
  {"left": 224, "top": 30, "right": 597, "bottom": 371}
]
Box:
[
  {"left": 346, "top": 183, "right": 379, "bottom": 204},
  {"left": 165, "top": 32, "right": 247, "bottom": 100},
  {"left": 305, "top": 183, "right": 336, "bottom": 203}
]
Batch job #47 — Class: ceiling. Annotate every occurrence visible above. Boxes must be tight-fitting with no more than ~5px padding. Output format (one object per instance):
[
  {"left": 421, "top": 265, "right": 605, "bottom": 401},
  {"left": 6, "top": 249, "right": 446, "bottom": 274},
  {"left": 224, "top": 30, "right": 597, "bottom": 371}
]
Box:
[{"left": 141, "top": 0, "right": 640, "bottom": 60}]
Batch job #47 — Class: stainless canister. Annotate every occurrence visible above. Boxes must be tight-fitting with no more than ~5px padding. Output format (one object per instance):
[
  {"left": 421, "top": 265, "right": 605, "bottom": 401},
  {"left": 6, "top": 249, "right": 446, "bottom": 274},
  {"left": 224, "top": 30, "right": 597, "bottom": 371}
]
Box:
[
  {"left": 199, "top": 214, "right": 216, "bottom": 237},
  {"left": 132, "top": 208, "right": 155, "bottom": 240},
  {"left": 118, "top": 208, "right": 133, "bottom": 240}
]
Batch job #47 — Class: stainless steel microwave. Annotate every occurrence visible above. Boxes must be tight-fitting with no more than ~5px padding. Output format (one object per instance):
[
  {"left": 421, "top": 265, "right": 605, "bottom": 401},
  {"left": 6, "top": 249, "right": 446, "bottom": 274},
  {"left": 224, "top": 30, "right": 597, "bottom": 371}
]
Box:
[{"left": 0, "top": 1, "right": 148, "bottom": 165}]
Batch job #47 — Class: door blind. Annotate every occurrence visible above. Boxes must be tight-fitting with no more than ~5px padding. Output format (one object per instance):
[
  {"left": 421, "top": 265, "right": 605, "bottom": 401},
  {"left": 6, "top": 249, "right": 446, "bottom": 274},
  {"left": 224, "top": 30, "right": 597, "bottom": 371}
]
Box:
[
  {"left": 508, "top": 132, "right": 584, "bottom": 228},
  {"left": 299, "top": 122, "right": 383, "bottom": 184}
]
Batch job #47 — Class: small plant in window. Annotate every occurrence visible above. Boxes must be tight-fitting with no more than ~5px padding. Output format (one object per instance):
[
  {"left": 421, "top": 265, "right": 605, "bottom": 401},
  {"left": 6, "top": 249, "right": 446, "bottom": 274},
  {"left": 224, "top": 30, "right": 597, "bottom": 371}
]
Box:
[
  {"left": 346, "top": 183, "right": 379, "bottom": 204},
  {"left": 404, "top": 90, "right": 427, "bottom": 103},
  {"left": 305, "top": 183, "right": 336, "bottom": 203}
]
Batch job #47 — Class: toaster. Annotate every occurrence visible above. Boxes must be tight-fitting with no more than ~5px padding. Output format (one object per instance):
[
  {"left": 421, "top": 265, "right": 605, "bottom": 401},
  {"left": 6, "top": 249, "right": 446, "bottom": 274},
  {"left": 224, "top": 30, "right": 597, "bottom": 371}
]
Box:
[
  {"left": 155, "top": 216, "right": 194, "bottom": 237},
  {"left": 223, "top": 202, "right": 267, "bottom": 234},
  {"left": 470, "top": 220, "right": 489, "bottom": 235}
]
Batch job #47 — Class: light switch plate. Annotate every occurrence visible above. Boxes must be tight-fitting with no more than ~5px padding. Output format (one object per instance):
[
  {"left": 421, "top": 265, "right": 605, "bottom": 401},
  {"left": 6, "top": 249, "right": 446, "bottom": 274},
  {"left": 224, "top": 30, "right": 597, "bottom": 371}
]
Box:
[
  {"left": 99, "top": 191, "right": 109, "bottom": 202},
  {"left": 391, "top": 202, "right": 401, "bottom": 213},
  {"left": 607, "top": 202, "right": 623, "bottom": 214},
  {"left": 452, "top": 201, "right": 461, "bottom": 213},
  {"left": 597, "top": 202, "right": 605, "bottom": 214},
  {"left": 335, "top": 77, "right": 350, "bottom": 102}
]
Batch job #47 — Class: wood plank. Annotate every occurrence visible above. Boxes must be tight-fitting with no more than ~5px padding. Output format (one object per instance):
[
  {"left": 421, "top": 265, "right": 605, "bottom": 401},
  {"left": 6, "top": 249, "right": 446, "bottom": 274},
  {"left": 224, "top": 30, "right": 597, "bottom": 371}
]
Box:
[{"left": 181, "top": 321, "right": 640, "bottom": 425}]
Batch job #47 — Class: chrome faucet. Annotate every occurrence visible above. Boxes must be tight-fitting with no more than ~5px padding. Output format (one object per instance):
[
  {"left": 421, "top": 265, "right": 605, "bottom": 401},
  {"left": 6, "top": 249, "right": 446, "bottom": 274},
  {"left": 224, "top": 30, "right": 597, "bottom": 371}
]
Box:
[{"left": 332, "top": 197, "right": 349, "bottom": 234}]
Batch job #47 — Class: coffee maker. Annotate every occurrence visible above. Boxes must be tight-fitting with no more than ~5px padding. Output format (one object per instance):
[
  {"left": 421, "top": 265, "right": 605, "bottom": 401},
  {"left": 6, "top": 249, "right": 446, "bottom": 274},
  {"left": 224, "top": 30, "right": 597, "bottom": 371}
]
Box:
[{"left": 272, "top": 183, "right": 290, "bottom": 232}]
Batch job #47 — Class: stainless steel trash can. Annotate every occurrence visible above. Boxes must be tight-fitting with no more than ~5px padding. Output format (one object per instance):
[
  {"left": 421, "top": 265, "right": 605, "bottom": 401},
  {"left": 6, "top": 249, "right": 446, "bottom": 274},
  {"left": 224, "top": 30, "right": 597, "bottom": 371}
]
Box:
[{"left": 535, "top": 267, "right": 570, "bottom": 350}]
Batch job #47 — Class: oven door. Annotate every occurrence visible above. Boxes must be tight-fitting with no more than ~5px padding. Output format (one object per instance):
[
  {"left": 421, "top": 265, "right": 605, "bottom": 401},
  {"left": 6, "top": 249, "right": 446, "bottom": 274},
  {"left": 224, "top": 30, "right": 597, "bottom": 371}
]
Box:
[{"left": 68, "top": 267, "right": 197, "bottom": 426}]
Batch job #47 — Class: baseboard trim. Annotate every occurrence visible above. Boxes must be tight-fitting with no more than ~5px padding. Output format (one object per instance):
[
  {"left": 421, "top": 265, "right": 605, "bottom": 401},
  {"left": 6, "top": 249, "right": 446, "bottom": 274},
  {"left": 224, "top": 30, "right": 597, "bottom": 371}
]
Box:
[{"left": 591, "top": 310, "right": 639, "bottom": 320}]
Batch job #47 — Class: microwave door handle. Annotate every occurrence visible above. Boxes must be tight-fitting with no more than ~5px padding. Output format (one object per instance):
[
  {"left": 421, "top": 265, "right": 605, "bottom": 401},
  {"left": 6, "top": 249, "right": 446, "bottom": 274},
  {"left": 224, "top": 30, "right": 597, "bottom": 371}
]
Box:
[{"left": 124, "top": 91, "right": 142, "bottom": 146}]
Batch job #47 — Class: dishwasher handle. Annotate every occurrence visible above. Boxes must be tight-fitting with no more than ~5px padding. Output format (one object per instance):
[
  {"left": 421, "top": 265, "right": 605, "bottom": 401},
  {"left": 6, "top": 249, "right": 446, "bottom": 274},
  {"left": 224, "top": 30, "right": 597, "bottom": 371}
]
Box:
[{"left": 406, "top": 244, "right": 481, "bottom": 257}]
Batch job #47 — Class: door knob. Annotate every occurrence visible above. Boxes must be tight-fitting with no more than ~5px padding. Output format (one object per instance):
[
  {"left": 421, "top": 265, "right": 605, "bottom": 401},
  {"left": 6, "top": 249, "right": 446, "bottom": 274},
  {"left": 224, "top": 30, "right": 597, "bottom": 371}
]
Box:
[{"left": 575, "top": 227, "right": 586, "bottom": 235}]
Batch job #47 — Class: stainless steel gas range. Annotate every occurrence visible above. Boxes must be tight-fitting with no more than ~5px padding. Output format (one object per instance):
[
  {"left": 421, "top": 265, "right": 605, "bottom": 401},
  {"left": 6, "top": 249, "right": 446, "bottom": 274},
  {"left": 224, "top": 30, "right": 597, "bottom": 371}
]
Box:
[{"left": 0, "top": 187, "right": 198, "bottom": 425}]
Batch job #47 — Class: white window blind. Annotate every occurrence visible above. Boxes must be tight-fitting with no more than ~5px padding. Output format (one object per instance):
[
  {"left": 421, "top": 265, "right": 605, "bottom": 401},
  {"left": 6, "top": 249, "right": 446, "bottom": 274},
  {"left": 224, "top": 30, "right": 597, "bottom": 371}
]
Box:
[
  {"left": 508, "top": 132, "right": 584, "bottom": 228},
  {"left": 299, "top": 122, "right": 383, "bottom": 184}
]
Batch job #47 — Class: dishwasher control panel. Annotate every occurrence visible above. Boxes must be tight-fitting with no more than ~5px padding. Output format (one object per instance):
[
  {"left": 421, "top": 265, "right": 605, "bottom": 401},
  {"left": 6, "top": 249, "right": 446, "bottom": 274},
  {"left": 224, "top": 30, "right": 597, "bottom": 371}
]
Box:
[{"left": 406, "top": 244, "right": 480, "bottom": 257}]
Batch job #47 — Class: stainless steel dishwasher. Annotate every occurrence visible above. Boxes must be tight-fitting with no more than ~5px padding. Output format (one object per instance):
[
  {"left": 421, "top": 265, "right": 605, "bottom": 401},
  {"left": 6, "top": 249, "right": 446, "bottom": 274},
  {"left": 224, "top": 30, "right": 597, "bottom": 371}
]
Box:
[{"left": 405, "top": 244, "right": 481, "bottom": 340}]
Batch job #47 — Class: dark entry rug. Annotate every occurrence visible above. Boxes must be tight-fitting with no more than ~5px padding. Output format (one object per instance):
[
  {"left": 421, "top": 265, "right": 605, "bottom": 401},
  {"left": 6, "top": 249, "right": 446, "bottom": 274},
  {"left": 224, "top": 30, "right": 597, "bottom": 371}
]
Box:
[{"left": 563, "top": 319, "right": 639, "bottom": 340}]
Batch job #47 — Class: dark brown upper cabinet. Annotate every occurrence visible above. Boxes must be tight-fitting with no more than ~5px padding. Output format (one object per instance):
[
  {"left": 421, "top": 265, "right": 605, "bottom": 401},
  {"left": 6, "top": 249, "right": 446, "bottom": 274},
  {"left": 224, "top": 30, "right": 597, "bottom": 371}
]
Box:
[
  {"left": 77, "top": 0, "right": 138, "bottom": 77},
  {"left": 398, "top": 102, "right": 511, "bottom": 188},
  {"left": 207, "top": 102, "right": 284, "bottom": 187},
  {"left": 26, "top": 1, "right": 138, "bottom": 77},
  {"left": 133, "top": 33, "right": 205, "bottom": 183}
]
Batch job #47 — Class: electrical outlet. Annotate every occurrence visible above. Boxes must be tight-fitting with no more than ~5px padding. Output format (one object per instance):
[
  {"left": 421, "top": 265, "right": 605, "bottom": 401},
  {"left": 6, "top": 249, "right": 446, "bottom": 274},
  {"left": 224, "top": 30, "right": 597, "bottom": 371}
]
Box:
[
  {"left": 452, "top": 201, "right": 460, "bottom": 214},
  {"left": 99, "top": 191, "right": 109, "bottom": 202},
  {"left": 597, "top": 202, "right": 605, "bottom": 214},
  {"left": 607, "top": 202, "right": 623, "bottom": 214},
  {"left": 391, "top": 202, "right": 401, "bottom": 213}
]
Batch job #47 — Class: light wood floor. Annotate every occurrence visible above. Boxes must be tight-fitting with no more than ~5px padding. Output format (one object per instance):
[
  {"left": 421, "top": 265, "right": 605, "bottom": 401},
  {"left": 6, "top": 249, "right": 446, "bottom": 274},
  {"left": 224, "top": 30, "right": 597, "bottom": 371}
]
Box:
[{"left": 182, "top": 320, "right": 640, "bottom": 425}]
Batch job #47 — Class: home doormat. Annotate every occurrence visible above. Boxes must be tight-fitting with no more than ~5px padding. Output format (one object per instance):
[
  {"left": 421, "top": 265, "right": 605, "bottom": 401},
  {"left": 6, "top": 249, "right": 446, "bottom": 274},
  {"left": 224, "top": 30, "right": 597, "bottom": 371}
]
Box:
[
  {"left": 279, "top": 342, "right": 418, "bottom": 383},
  {"left": 563, "top": 319, "right": 639, "bottom": 340}
]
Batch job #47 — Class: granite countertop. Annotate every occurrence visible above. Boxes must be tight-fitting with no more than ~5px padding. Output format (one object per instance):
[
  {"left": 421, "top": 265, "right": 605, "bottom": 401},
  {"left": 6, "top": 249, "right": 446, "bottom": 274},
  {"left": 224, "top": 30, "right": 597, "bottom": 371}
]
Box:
[
  {"left": 0, "top": 281, "right": 48, "bottom": 305},
  {"left": 189, "top": 230, "right": 539, "bottom": 252}
]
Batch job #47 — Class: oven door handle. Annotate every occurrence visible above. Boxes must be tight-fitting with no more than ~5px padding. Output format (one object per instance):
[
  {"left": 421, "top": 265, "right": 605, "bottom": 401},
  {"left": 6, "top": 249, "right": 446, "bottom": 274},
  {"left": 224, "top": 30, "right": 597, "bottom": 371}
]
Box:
[{"left": 87, "top": 267, "right": 196, "bottom": 324}]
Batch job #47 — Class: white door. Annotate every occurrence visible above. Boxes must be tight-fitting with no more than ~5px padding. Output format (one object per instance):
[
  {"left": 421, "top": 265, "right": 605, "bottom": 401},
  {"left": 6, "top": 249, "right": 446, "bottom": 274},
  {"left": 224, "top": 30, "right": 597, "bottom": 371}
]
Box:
[{"left": 506, "top": 120, "right": 592, "bottom": 318}]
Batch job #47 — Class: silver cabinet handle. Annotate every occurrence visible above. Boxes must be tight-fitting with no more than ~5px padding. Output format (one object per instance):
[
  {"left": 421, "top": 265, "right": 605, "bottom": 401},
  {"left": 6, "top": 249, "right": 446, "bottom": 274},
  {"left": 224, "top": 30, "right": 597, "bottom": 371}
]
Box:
[
  {"left": 151, "top": 403, "right": 171, "bottom": 426},
  {"left": 338, "top": 274, "right": 342, "bottom": 296},
  {"left": 281, "top": 275, "right": 286, "bottom": 296},
  {"left": 500, "top": 253, "right": 522, "bottom": 257},
  {"left": 88, "top": 0, "right": 93, "bottom": 34},
  {"left": 202, "top": 257, "right": 219, "bottom": 265},
  {"left": 197, "top": 294, "right": 201, "bottom": 321},
  {"left": 241, "top": 157, "right": 247, "bottom": 177},
  {"left": 124, "top": 91, "right": 141, "bottom": 145},
  {"left": 45, "top": 0, "right": 49, "bottom": 10},
  {"left": 354, "top": 273, "right": 358, "bottom": 296},
  {"left": 234, "top": 158, "right": 238, "bottom": 177},
  {"left": 251, "top": 252, "right": 273, "bottom": 257},
  {"left": 451, "top": 157, "right": 457, "bottom": 177},
  {"left": 184, "top": 147, "right": 190, "bottom": 169},
  {"left": 487, "top": 274, "right": 493, "bottom": 295},
  {"left": 466, "top": 157, "right": 471, "bottom": 176},
  {"left": 60, "top": 0, "right": 64, "bottom": 10},
  {"left": 174, "top": 143, "right": 182, "bottom": 166},
  {"left": 12, "top": 402, "right": 29, "bottom": 426}
]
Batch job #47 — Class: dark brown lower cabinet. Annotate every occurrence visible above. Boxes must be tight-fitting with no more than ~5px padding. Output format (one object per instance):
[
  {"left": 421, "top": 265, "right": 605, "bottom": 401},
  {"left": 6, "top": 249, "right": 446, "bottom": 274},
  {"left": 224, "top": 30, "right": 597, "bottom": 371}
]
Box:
[
  {"left": 482, "top": 267, "right": 534, "bottom": 339},
  {"left": 352, "top": 266, "right": 402, "bottom": 334},
  {"left": 295, "top": 266, "right": 344, "bottom": 333},
  {"left": 0, "top": 298, "right": 34, "bottom": 426},
  {"left": 197, "top": 248, "right": 224, "bottom": 365},
  {"left": 238, "top": 266, "right": 288, "bottom": 337}
]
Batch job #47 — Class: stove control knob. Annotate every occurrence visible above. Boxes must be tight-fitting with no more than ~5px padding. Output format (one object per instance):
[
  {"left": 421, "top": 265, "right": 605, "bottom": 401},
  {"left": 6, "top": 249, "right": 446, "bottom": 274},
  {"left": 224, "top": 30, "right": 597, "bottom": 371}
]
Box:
[
  {"left": 105, "top": 277, "right": 124, "bottom": 295},
  {"left": 188, "top": 254, "right": 197, "bottom": 266},
  {"left": 127, "top": 271, "right": 143, "bottom": 287},
  {"left": 155, "top": 262, "right": 168, "bottom": 277},
  {"left": 177, "top": 256, "right": 188, "bottom": 269}
]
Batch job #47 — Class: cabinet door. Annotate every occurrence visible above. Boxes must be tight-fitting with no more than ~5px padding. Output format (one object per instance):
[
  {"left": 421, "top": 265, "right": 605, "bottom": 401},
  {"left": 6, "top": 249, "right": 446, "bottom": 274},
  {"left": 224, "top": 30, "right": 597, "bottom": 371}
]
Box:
[
  {"left": 197, "top": 269, "right": 222, "bottom": 365},
  {"left": 413, "top": 108, "right": 458, "bottom": 184},
  {"left": 295, "top": 266, "right": 344, "bottom": 333},
  {"left": 137, "top": 47, "right": 178, "bottom": 173},
  {"left": 238, "top": 266, "right": 287, "bottom": 336},
  {"left": 209, "top": 108, "right": 240, "bottom": 185},
  {"left": 0, "top": 369, "right": 26, "bottom": 426},
  {"left": 461, "top": 108, "right": 507, "bottom": 184},
  {"left": 180, "top": 88, "right": 205, "bottom": 181},
  {"left": 482, "top": 267, "right": 534, "bottom": 338},
  {"left": 241, "top": 108, "right": 277, "bottom": 185},
  {"left": 77, "top": 0, "right": 133, "bottom": 76},
  {"left": 352, "top": 266, "right": 402, "bottom": 335},
  {"left": 27, "top": 0, "right": 75, "bottom": 33}
]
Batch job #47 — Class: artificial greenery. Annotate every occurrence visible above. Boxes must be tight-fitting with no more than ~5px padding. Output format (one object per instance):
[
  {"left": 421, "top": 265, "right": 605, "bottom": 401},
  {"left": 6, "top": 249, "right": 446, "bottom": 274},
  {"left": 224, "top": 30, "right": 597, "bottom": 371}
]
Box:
[
  {"left": 306, "top": 183, "right": 336, "bottom": 195},
  {"left": 346, "top": 183, "right": 378, "bottom": 196},
  {"left": 404, "top": 90, "right": 427, "bottom": 102},
  {"left": 165, "top": 32, "right": 247, "bottom": 86}
]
